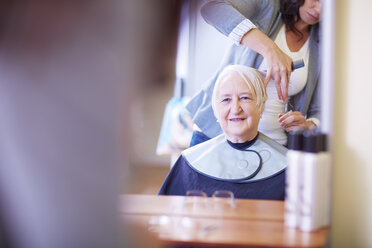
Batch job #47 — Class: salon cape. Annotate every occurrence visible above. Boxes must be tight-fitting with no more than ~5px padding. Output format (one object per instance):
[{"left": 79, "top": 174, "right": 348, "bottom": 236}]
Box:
[{"left": 159, "top": 133, "right": 288, "bottom": 200}]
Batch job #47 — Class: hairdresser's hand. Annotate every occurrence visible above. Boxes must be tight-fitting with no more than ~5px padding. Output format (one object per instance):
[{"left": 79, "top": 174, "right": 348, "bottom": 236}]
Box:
[
  {"left": 278, "top": 111, "right": 316, "bottom": 132},
  {"left": 263, "top": 44, "right": 293, "bottom": 102},
  {"left": 240, "top": 29, "right": 292, "bottom": 101}
]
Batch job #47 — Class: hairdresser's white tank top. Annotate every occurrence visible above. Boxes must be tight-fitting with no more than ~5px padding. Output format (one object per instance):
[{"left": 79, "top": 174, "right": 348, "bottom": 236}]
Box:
[{"left": 258, "top": 24, "right": 310, "bottom": 145}]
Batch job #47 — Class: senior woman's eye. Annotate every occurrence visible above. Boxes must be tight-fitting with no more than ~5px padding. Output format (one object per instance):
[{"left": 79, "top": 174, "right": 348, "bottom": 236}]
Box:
[
  {"left": 220, "top": 97, "right": 231, "bottom": 103},
  {"left": 240, "top": 96, "right": 252, "bottom": 101}
]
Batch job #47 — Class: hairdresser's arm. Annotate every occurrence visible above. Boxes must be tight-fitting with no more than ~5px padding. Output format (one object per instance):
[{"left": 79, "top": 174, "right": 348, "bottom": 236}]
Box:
[
  {"left": 200, "top": 0, "right": 260, "bottom": 37},
  {"left": 201, "top": 0, "right": 292, "bottom": 101}
]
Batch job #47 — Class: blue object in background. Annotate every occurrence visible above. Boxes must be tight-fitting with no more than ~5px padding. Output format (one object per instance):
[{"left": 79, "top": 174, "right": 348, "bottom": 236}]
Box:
[{"left": 156, "top": 78, "right": 194, "bottom": 156}]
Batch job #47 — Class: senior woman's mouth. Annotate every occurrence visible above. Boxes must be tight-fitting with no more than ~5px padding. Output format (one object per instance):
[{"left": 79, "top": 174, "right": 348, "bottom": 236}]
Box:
[{"left": 229, "top": 117, "right": 246, "bottom": 122}]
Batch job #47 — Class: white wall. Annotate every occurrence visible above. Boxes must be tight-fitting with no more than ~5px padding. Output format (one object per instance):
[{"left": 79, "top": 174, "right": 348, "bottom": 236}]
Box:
[
  {"left": 331, "top": 0, "right": 372, "bottom": 247},
  {"left": 185, "top": 0, "right": 229, "bottom": 97},
  {"left": 125, "top": 0, "right": 228, "bottom": 167},
  {"left": 127, "top": 0, "right": 230, "bottom": 168}
]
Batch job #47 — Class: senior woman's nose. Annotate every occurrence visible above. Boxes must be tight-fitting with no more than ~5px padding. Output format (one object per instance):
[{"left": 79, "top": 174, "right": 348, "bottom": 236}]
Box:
[{"left": 231, "top": 97, "right": 242, "bottom": 113}]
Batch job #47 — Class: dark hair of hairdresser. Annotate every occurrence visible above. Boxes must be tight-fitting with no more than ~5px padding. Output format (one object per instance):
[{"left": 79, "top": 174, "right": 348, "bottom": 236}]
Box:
[{"left": 280, "top": 0, "right": 307, "bottom": 40}]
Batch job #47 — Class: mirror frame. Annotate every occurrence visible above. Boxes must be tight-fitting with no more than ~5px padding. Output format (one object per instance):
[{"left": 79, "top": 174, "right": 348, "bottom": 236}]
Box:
[{"left": 321, "top": 0, "right": 335, "bottom": 142}]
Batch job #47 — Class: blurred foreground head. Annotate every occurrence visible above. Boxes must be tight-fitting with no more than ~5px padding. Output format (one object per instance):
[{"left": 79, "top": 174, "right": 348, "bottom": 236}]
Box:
[{"left": 0, "top": 1, "right": 179, "bottom": 247}]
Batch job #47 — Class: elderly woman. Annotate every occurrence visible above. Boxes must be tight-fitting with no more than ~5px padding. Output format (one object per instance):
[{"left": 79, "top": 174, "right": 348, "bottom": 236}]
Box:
[{"left": 159, "top": 65, "right": 288, "bottom": 200}]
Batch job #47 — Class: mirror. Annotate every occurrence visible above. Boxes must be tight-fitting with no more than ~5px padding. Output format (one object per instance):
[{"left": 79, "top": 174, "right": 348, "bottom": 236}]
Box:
[
  {"left": 130, "top": 0, "right": 335, "bottom": 242},
  {"left": 126, "top": 0, "right": 335, "bottom": 194}
]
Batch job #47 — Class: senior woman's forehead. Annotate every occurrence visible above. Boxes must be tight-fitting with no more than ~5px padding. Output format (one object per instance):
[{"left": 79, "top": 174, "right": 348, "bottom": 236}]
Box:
[{"left": 217, "top": 70, "right": 252, "bottom": 90}]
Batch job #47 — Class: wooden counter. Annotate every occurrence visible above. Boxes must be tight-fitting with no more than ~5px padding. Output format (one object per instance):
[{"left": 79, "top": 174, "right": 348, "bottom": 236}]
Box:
[{"left": 120, "top": 194, "right": 330, "bottom": 247}]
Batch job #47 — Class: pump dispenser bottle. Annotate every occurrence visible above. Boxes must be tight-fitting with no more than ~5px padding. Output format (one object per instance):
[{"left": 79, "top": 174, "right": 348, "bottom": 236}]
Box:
[
  {"left": 285, "top": 130, "right": 332, "bottom": 231},
  {"left": 285, "top": 130, "right": 304, "bottom": 228},
  {"left": 300, "top": 130, "right": 323, "bottom": 231},
  {"left": 318, "top": 133, "right": 332, "bottom": 227}
]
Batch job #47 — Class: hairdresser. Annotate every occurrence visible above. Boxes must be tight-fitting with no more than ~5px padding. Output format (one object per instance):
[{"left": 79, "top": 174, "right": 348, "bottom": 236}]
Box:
[{"left": 186, "top": 0, "right": 322, "bottom": 146}]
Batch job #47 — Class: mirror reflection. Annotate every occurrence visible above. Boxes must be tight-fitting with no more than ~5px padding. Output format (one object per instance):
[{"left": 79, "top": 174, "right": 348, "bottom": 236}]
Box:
[
  {"left": 126, "top": 0, "right": 331, "bottom": 246},
  {"left": 128, "top": 0, "right": 326, "bottom": 198}
]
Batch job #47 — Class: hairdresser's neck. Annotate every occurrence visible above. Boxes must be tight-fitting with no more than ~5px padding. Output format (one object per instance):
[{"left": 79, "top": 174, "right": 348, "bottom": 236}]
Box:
[{"left": 295, "top": 19, "right": 311, "bottom": 34}]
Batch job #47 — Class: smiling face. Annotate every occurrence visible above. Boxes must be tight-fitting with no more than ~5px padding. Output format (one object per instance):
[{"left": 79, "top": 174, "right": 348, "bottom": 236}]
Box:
[
  {"left": 214, "top": 71, "right": 262, "bottom": 143},
  {"left": 299, "top": 0, "right": 321, "bottom": 25}
]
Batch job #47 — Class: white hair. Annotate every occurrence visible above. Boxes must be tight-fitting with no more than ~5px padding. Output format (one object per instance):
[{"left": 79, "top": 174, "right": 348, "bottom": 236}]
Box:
[{"left": 211, "top": 64, "right": 267, "bottom": 118}]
